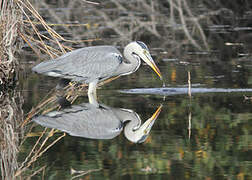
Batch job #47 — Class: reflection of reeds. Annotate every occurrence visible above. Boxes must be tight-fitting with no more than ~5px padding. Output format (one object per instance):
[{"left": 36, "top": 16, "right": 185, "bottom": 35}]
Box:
[
  {"left": 70, "top": 168, "right": 101, "bottom": 180},
  {"left": 0, "top": 91, "right": 24, "bottom": 180},
  {"left": 187, "top": 71, "right": 191, "bottom": 139},
  {"left": 15, "top": 129, "right": 66, "bottom": 178}
]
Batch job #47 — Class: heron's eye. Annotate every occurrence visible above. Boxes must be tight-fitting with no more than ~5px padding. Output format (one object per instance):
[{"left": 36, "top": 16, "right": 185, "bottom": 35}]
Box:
[{"left": 143, "top": 49, "right": 148, "bottom": 55}]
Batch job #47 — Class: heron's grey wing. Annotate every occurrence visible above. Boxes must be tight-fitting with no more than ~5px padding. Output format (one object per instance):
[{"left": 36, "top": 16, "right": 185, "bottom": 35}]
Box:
[
  {"left": 32, "top": 46, "right": 123, "bottom": 82},
  {"left": 33, "top": 103, "right": 123, "bottom": 139}
]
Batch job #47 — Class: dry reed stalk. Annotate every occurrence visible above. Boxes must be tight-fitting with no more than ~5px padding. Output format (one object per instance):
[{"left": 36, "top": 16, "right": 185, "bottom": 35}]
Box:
[
  {"left": 0, "top": 0, "right": 23, "bottom": 87},
  {"left": 169, "top": 0, "right": 209, "bottom": 50},
  {"left": 187, "top": 71, "right": 192, "bottom": 139},
  {"left": 187, "top": 71, "right": 191, "bottom": 98},
  {"left": 16, "top": 0, "right": 99, "bottom": 59}
]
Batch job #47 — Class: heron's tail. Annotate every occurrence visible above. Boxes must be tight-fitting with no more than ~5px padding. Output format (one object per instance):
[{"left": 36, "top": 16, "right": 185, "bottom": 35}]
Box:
[
  {"left": 32, "top": 60, "right": 54, "bottom": 73},
  {"left": 32, "top": 60, "right": 65, "bottom": 78}
]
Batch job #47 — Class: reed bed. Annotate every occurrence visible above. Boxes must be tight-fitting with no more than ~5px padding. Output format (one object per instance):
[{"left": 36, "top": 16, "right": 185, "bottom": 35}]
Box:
[
  {"left": 0, "top": 0, "right": 23, "bottom": 88},
  {"left": 0, "top": 0, "right": 98, "bottom": 178},
  {"left": 2, "top": 0, "right": 103, "bottom": 178}
]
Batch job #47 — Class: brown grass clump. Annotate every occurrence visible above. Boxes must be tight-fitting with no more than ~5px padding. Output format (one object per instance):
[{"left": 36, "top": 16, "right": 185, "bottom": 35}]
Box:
[
  {"left": 0, "top": 0, "right": 23, "bottom": 88},
  {"left": 0, "top": 0, "right": 98, "bottom": 88}
]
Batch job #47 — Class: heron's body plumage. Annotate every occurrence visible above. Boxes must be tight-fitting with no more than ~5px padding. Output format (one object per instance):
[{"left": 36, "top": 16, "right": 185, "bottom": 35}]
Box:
[
  {"left": 33, "top": 103, "right": 141, "bottom": 140},
  {"left": 32, "top": 46, "right": 123, "bottom": 83},
  {"left": 33, "top": 101, "right": 162, "bottom": 143}
]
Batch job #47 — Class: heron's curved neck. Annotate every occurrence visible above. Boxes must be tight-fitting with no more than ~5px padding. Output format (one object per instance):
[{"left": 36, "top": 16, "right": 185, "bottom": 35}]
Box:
[
  {"left": 113, "top": 108, "right": 142, "bottom": 143},
  {"left": 117, "top": 50, "right": 141, "bottom": 76},
  {"left": 124, "top": 117, "right": 143, "bottom": 143}
]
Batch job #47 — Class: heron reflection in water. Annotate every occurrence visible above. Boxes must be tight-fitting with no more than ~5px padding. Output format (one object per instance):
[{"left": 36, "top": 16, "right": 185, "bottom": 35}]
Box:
[
  {"left": 32, "top": 41, "right": 163, "bottom": 97},
  {"left": 33, "top": 97, "right": 162, "bottom": 143}
]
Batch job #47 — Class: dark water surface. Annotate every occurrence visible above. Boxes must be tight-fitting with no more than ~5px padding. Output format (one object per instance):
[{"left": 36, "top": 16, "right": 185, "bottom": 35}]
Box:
[{"left": 7, "top": 1, "right": 252, "bottom": 179}]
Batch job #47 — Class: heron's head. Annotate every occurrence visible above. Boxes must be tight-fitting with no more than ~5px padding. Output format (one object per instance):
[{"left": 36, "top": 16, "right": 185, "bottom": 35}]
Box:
[
  {"left": 124, "top": 41, "right": 162, "bottom": 80},
  {"left": 124, "top": 105, "right": 162, "bottom": 143}
]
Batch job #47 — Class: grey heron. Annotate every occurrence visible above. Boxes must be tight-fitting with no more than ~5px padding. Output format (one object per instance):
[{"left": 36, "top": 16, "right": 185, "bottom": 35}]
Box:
[
  {"left": 32, "top": 41, "right": 162, "bottom": 95},
  {"left": 33, "top": 100, "right": 162, "bottom": 143}
]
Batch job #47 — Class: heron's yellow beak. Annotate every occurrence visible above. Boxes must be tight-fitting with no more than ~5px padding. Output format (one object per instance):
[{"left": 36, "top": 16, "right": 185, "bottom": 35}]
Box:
[
  {"left": 149, "top": 105, "right": 162, "bottom": 123},
  {"left": 140, "top": 50, "right": 162, "bottom": 80},
  {"left": 143, "top": 104, "right": 163, "bottom": 134}
]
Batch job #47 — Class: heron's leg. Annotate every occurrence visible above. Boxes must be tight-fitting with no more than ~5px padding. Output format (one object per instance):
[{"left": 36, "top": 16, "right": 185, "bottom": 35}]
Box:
[
  {"left": 88, "top": 79, "right": 98, "bottom": 95},
  {"left": 88, "top": 79, "right": 98, "bottom": 107}
]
